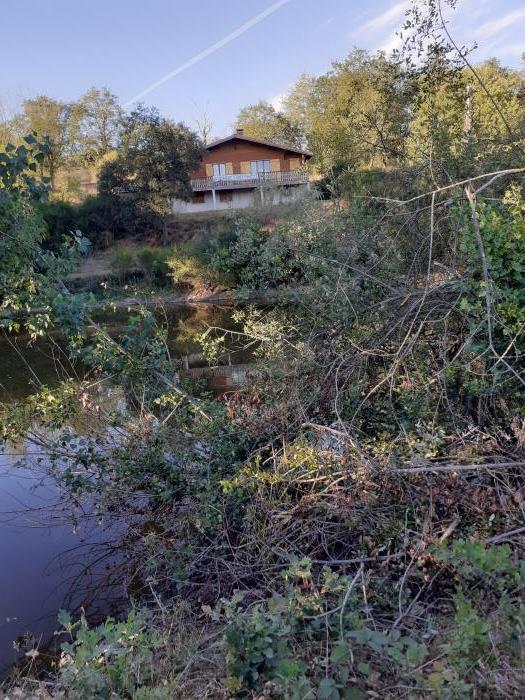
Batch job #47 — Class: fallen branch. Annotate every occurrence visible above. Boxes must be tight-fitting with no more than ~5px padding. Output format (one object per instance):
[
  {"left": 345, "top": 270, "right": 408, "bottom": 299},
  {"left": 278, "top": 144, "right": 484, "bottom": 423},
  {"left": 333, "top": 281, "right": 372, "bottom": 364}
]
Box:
[
  {"left": 484, "top": 526, "right": 525, "bottom": 545},
  {"left": 395, "top": 461, "right": 525, "bottom": 475}
]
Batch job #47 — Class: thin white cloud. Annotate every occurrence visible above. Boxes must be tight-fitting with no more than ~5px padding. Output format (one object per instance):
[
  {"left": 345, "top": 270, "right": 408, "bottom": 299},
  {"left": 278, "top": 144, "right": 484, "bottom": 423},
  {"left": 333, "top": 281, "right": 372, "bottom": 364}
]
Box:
[
  {"left": 486, "top": 42, "right": 524, "bottom": 60},
  {"left": 124, "top": 0, "right": 291, "bottom": 107},
  {"left": 476, "top": 8, "right": 525, "bottom": 40},
  {"left": 357, "top": 0, "right": 409, "bottom": 34}
]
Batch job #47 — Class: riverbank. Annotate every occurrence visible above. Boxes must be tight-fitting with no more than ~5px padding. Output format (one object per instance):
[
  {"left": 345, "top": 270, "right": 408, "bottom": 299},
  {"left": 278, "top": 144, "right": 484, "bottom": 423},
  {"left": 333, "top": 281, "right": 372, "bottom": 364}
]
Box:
[{"left": 2, "top": 191, "right": 524, "bottom": 699}]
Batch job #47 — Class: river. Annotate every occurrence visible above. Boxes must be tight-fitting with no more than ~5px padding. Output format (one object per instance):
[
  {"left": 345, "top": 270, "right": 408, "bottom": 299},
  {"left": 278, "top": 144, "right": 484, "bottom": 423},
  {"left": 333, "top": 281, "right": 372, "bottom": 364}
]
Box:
[{"left": 0, "top": 304, "right": 238, "bottom": 673}]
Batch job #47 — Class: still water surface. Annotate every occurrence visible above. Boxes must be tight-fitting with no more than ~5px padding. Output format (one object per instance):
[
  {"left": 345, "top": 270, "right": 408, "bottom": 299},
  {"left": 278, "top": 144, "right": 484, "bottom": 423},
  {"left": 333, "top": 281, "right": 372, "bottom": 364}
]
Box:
[{"left": 0, "top": 304, "right": 236, "bottom": 672}]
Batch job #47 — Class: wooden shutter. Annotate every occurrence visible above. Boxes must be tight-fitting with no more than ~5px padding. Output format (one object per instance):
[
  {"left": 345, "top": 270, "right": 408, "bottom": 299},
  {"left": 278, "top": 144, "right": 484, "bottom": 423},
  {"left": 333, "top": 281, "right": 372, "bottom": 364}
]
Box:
[
  {"left": 240, "top": 161, "right": 250, "bottom": 175},
  {"left": 288, "top": 158, "right": 300, "bottom": 171},
  {"left": 205, "top": 163, "right": 213, "bottom": 177},
  {"left": 270, "top": 158, "right": 281, "bottom": 172},
  {"left": 226, "top": 162, "right": 233, "bottom": 175}
]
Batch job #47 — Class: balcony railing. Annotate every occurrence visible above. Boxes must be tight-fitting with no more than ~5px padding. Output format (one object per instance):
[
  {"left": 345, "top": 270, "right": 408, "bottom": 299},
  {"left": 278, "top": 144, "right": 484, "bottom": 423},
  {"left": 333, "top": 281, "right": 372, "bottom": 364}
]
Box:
[{"left": 191, "top": 169, "right": 309, "bottom": 191}]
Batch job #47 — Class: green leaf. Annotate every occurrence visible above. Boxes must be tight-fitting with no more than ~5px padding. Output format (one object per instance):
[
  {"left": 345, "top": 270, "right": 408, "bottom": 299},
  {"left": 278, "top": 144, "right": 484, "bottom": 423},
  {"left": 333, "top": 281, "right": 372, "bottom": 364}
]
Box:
[
  {"left": 344, "top": 688, "right": 364, "bottom": 700},
  {"left": 57, "top": 608, "right": 72, "bottom": 628},
  {"left": 318, "top": 677, "right": 338, "bottom": 699},
  {"left": 330, "top": 641, "right": 349, "bottom": 664}
]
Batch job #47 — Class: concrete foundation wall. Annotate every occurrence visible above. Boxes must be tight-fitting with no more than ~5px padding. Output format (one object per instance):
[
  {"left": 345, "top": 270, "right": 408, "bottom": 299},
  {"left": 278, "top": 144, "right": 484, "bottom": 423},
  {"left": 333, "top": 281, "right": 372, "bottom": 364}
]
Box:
[{"left": 172, "top": 185, "right": 308, "bottom": 214}]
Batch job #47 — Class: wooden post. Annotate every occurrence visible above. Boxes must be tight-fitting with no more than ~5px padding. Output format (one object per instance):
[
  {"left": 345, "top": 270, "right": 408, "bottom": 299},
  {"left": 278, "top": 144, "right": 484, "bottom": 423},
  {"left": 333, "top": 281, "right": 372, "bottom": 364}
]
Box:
[{"left": 212, "top": 189, "right": 217, "bottom": 209}]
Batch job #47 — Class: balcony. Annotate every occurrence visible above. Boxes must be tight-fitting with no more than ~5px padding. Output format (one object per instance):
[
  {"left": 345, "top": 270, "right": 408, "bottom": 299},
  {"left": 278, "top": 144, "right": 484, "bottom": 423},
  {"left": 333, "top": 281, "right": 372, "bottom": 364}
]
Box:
[{"left": 191, "top": 169, "right": 309, "bottom": 192}]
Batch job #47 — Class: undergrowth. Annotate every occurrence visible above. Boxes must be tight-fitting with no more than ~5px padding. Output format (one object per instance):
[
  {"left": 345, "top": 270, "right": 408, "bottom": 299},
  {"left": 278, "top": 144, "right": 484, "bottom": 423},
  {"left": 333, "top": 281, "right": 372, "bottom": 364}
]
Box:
[{"left": 3, "top": 162, "right": 525, "bottom": 700}]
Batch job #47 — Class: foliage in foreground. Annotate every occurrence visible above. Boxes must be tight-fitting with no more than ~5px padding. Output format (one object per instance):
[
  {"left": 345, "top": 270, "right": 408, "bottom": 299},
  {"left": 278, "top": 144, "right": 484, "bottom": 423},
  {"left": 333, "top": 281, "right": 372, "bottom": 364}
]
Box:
[{"left": 3, "top": 183, "right": 525, "bottom": 698}]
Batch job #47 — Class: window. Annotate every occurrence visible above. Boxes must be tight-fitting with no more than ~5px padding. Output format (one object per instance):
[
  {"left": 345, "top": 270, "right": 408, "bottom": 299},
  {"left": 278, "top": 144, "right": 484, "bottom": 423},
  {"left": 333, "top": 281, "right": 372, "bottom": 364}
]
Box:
[
  {"left": 213, "top": 163, "right": 227, "bottom": 177},
  {"left": 191, "top": 192, "right": 205, "bottom": 204},
  {"left": 219, "top": 191, "right": 233, "bottom": 202},
  {"left": 250, "top": 160, "right": 271, "bottom": 175}
]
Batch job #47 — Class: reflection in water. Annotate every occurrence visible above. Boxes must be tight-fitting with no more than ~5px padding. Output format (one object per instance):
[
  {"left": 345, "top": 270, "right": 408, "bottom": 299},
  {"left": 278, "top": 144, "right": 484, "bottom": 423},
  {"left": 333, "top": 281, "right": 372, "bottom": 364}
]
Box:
[
  {"left": 0, "top": 445, "right": 125, "bottom": 674},
  {"left": 0, "top": 304, "right": 238, "bottom": 673}
]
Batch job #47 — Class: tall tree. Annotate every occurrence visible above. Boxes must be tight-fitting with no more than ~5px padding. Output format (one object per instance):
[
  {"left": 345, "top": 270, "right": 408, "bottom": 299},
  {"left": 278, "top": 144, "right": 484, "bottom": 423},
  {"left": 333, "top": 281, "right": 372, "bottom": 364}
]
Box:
[
  {"left": 283, "top": 50, "right": 412, "bottom": 173},
  {"left": 76, "top": 87, "right": 123, "bottom": 162},
  {"left": 408, "top": 58, "right": 525, "bottom": 178},
  {"left": 0, "top": 98, "right": 25, "bottom": 146},
  {"left": 22, "top": 96, "right": 74, "bottom": 186},
  {"left": 195, "top": 109, "right": 214, "bottom": 145},
  {"left": 99, "top": 105, "right": 203, "bottom": 241},
  {"left": 235, "top": 100, "right": 304, "bottom": 148}
]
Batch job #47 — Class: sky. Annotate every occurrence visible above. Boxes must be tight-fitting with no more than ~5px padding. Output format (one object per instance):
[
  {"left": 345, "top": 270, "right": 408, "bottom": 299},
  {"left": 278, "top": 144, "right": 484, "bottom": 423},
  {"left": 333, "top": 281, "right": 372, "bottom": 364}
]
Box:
[{"left": 1, "top": 0, "right": 524, "bottom": 137}]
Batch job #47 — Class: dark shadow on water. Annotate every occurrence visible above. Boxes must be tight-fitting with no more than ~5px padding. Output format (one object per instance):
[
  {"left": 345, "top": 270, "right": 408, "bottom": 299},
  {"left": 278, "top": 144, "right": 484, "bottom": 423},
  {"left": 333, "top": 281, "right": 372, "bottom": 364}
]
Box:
[{"left": 0, "top": 303, "right": 244, "bottom": 675}]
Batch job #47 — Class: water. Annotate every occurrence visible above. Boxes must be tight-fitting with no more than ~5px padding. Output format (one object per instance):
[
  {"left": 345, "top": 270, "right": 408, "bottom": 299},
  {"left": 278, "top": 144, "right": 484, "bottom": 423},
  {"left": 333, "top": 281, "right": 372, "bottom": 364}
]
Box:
[
  {"left": 0, "top": 452, "right": 124, "bottom": 675},
  {"left": 0, "top": 304, "right": 238, "bottom": 672}
]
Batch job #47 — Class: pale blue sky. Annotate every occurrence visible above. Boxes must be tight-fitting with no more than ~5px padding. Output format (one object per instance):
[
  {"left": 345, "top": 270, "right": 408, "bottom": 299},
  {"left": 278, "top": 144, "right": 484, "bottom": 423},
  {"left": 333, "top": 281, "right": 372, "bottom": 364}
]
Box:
[{"left": 2, "top": 0, "right": 524, "bottom": 137}]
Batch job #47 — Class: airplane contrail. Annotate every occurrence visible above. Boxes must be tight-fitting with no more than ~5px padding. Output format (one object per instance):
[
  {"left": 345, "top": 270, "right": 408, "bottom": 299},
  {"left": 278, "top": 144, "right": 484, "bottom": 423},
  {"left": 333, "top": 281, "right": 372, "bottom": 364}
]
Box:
[{"left": 123, "top": 0, "right": 292, "bottom": 107}]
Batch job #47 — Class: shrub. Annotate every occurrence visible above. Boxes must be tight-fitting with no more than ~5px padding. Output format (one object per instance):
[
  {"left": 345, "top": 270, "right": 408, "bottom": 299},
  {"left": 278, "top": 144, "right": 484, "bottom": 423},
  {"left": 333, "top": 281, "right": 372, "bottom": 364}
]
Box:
[
  {"left": 46, "top": 602, "right": 224, "bottom": 699},
  {"left": 208, "top": 208, "right": 353, "bottom": 290},
  {"left": 136, "top": 246, "right": 169, "bottom": 282},
  {"left": 38, "top": 200, "right": 79, "bottom": 253},
  {"left": 165, "top": 242, "right": 223, "bottom": 288},
  {"left": 38, "top": 195, "right": 160, "bottom": 251},
  {"left": 110, "top": 245, "right": 135, "bottom": 280},
  {"left": 77, "top": 195, "right": 158, "bottom": 247},
  {"left": 219, "top": 560, "right": 428, "bottom": 698},
  {"left": 57, "top": 609, "right": 161, "bottom": 698}
]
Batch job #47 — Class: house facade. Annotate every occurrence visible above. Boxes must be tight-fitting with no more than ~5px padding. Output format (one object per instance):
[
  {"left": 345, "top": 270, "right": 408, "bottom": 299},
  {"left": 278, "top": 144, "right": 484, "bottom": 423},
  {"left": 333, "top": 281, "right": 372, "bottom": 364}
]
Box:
[{"left": 172, "top": 130, "right": 311, "bottom": 214}]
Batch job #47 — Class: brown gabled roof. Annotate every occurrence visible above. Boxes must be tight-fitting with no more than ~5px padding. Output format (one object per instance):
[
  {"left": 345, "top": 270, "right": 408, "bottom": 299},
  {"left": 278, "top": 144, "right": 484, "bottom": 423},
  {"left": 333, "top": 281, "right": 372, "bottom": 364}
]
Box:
[{"left": 206, "top": 132, "right": 311, "bottom": 158}]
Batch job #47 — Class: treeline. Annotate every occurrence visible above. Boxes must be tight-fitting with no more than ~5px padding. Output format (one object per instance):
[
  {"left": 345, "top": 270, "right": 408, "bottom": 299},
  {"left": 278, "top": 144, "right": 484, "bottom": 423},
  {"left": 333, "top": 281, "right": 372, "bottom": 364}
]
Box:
[
  {"left": 0, "top": 89, "right": 203, "bottom": 210},
  {"left": 2, "top": 36, "right": 523, "bottom": 254},
  {"left": 4, "top": 51, "right": 523, "bottom": 202},
  {"left": 236, "top": 51, "right": 525, "bottom": 189},
  {"left": 1, "top": 95, "right": 204, "bottom": 248},
  {"left": 1, "top": 88, "right": 122, "bottom": 190}
]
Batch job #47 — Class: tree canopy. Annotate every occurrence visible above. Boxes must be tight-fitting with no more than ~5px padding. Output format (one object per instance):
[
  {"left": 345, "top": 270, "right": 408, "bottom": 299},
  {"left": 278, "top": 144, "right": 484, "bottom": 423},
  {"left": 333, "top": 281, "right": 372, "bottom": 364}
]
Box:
[
  {"left": 99, "top": 105, "right": 203, "bottom": 217},
  {"left": 235, "top": 100, "right": 304, "bottom": 148},
  {"left": 75, "top": 87, "right": 123, "bottom": 163},
  {"left": 280, "top": 49, "right": 525, "bottom": 181}
]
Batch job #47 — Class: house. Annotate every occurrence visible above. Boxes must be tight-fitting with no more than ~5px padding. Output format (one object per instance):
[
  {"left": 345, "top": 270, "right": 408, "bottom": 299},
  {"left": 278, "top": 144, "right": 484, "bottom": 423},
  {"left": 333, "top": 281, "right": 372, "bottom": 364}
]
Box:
[{"left": 172, "top": 129, "right": 311, "bottom": 214}]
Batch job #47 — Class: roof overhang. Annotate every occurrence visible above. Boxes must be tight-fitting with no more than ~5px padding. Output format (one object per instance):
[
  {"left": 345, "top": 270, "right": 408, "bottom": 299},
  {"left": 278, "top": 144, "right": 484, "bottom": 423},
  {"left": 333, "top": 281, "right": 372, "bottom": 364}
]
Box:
[{"left": 205, "top": 133, "right": 312, "bottom": 158}]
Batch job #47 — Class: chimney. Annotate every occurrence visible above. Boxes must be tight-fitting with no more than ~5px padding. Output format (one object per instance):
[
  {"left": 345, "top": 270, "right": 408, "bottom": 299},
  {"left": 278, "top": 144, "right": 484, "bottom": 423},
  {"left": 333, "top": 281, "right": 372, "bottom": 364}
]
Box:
[{"left": 236, "top": 128, "right": 244, "bottom": 135}]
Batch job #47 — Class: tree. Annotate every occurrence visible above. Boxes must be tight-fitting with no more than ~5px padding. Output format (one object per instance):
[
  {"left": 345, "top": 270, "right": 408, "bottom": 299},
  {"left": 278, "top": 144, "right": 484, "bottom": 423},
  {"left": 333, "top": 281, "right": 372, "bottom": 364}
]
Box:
[
  {"left": 0, "top": 98, "right": 25, "bottom": 146},
  {"left": 235, "top": 100, "right": 304, "bottom": 148},
  {"left": 282, "top": 74, "right": 317, "bottom": 137},
  {"left": 282, "top": 50, "right": 412, "bottom": 173},
  {"left": 22, "top": 96, "right": 75, "bottom": 186},
  {"left": 195, "top": 109, "right": 214, "bottom": 145},
  {"left": 99, "top": 105, "right": 203, "bottom": 241},
  {"left": 76, "top": 87, "right": 123, "bottom": 163},
  {"left": 0, "top": 134, "right": 87, "bottom": 335},
  {"left": 408, "top": 58, "right": 525, "bottom": 179}
]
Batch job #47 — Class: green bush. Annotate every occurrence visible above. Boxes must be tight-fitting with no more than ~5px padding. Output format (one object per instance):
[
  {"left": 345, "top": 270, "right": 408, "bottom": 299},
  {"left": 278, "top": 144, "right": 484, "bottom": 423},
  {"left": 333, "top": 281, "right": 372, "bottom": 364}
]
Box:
[
  {"left": 208, "top": 209, "right": 350, "bottom": 290},
  {"left": 57, "top": 609, "right": 162, "bottom": 699},
  {"left": 220, "top": 559, "right": 428, "bottom": 698},
  {"left": 460, "top": 185, "right": 525, "bottom": 353},
  {"left": 38, "top": 200, "right": 79, "bottom": 253},
  {"left": 136, "top": 246, "right": 169, "bottom": 282},
  {"left": 165, "top": 242, "right": 223, "bottom": 288},
  {"left": 38, "top": 195, "right": 160, "bottom": 251},
  {"left": 110, "top": 245, "right": 135, "bottom": 280}
]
